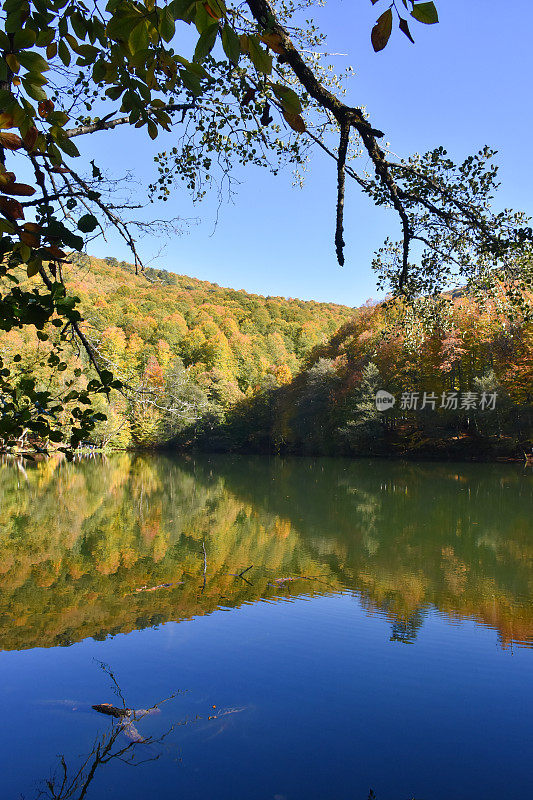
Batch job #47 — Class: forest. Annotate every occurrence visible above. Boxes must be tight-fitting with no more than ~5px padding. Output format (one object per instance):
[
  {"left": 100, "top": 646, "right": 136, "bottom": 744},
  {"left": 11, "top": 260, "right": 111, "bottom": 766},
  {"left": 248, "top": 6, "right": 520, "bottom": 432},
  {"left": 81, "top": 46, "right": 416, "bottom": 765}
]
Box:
[
  {"left": 0, "top": 253, "right": 354, "bottom": 447},
  {"left": 198, "top": 290, "right": 533, "bottom": 458},
  {"left": 1, "top": 253, "right": 531, "bottom": 457}
]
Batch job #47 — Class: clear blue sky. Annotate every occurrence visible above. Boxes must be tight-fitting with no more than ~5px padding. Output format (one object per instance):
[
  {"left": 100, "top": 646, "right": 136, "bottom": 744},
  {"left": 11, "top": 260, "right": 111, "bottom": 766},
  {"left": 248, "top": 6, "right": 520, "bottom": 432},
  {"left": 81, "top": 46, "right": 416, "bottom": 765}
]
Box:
[{"left": 79, "top": 0, "right": 533, "bottom": 305}]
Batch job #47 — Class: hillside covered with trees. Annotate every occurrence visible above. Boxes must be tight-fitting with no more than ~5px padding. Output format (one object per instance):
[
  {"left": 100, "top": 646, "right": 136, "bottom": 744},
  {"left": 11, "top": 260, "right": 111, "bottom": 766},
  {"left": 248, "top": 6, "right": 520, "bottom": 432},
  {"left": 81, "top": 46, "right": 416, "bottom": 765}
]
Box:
[
  {"left": 189, "top": 293, "right": 533, "bottom": 459},
  {"left": 0, "top": 254, "right": 355, "bottom": 448},
  {"left": 1, "top": 253, "right": 531, "bottom": 458}
]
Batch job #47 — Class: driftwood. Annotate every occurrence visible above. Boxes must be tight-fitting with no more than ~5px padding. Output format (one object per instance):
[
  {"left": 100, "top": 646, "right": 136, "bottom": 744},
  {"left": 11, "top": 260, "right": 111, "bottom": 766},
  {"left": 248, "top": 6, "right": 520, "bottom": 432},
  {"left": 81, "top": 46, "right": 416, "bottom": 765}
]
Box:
[
  {"left": 92, "top": 703, "right": 129, "bottom": 718},
  {"left": 269, "top": 575, "right": 313, "bottom": 586},
  {"left": 92, "top": 702, "right": 162, "bottom": 742}
]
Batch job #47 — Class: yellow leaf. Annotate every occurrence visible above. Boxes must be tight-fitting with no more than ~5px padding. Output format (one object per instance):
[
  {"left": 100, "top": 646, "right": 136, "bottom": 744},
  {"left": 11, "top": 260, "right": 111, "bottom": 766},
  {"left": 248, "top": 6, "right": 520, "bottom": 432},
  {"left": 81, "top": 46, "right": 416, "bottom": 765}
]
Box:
[{"left": 6, "top": 54, "right": 20, "bottom": 74}]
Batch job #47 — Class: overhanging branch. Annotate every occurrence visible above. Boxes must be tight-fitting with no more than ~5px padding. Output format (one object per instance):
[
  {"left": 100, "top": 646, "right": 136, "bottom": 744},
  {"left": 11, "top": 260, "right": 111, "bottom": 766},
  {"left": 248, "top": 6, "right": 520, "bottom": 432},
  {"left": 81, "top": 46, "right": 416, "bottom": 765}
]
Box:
[
  {"left": 245, "top": 0, "right": 412, "bottom": 277},
  {"left": 65, "top": 103, "right": 195, "bottom": 139}
]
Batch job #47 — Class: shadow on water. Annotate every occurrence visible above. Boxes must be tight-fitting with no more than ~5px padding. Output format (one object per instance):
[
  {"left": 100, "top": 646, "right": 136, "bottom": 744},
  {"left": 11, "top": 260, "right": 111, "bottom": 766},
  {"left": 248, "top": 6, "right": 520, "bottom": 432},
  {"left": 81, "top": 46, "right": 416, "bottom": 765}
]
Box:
[{"left": 0, "top": 452, "right": 531, "bottom": 651}]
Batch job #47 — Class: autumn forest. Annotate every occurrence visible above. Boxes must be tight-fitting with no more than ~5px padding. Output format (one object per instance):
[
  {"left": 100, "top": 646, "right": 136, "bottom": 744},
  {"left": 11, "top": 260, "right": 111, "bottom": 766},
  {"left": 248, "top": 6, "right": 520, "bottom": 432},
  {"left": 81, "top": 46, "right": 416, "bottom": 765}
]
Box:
[{"left": 0, "top": 253, "right": 530, "bottom": 458}]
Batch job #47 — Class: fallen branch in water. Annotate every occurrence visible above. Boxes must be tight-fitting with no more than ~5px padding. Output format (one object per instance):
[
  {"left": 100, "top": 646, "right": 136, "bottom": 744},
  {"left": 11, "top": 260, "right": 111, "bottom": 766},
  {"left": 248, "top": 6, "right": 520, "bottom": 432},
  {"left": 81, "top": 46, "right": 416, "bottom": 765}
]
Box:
[
  {"left": 133, "top": 582, "right": 182, "bottom": 593},
  {"left": 268, "top": 575, "right": 316, "bottom": 587}
]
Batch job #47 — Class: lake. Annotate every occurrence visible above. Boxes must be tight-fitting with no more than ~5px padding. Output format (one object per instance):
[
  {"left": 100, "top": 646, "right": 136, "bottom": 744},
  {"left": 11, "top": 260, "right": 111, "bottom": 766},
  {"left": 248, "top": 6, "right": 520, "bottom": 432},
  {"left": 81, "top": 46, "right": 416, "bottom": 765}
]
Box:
[{"left": 0, "top": 453, "right": 531, "bottom": 799}]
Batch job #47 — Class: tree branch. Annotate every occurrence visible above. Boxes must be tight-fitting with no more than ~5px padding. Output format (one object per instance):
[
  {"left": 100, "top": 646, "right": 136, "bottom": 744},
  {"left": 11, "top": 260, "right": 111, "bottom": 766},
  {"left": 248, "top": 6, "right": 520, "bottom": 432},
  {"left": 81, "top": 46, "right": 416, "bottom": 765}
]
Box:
[
  {"left": 64, "top": 103, "right": 195, "bottom": 138},
  {"left": 335, "top": 121, "right": 349, "bottom": 266},
  {"left": 245, "top": 0, "right": 412, "bottom": 276}
]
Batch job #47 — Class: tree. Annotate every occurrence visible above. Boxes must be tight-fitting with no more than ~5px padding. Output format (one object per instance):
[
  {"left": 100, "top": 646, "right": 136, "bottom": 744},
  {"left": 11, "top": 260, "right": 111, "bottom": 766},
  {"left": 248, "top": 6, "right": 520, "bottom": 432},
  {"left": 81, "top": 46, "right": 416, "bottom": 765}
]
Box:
[
  {"left": 1, "top": 0, "right": 531, "bottom": 452},
  {"left": 340, "top": 361, "right": 384, "bottom": 452}
]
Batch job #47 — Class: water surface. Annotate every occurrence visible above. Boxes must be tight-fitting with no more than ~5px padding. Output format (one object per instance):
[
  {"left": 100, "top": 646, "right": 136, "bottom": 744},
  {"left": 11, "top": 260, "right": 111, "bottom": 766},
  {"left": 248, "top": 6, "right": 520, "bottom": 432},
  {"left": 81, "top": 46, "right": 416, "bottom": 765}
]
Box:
[{"left": 0, "top": 454, "right": 531, "bottom": 799}]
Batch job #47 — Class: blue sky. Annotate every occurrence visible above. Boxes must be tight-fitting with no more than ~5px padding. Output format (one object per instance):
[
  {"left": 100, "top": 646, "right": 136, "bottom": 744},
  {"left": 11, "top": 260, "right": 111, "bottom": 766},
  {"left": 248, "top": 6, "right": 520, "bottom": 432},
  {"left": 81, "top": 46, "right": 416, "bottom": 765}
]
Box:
[{"left": 78, "top": 0, "right": 533, "bottom": 305}]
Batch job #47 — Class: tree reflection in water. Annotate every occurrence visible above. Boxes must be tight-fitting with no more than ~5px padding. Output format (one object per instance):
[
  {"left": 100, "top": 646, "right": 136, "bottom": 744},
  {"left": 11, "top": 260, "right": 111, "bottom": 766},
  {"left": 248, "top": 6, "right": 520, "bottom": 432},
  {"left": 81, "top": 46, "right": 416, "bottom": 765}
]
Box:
[{"left": 1, "top": 453, "right": 531, "bottom": 651}]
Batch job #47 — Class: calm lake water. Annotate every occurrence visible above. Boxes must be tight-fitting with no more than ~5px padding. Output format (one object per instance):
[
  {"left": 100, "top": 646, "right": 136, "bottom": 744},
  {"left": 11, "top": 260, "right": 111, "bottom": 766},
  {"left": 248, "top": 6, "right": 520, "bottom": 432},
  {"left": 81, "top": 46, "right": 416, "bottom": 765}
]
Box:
[{"left": 0, "top": 454, "right": 531, "bottom": 800}]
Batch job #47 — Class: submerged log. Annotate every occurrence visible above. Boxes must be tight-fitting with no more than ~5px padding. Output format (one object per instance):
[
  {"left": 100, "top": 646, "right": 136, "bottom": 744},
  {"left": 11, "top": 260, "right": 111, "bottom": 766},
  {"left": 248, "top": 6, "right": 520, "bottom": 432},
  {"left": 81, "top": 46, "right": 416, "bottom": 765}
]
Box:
[{"left": 92, "top": 703, "right": 130, "bottom": 718}]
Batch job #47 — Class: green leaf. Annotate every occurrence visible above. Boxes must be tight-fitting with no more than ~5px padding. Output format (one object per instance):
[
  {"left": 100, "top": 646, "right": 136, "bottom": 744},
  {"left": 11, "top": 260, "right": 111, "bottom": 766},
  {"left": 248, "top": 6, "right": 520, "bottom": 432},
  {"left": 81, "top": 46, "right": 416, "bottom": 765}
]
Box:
[
  {"left": 26, "top": 259, "right": 41, "bottom": 277},
  {"left": 371, "top": 8, "right": 393, "bottom": 52},
  {"left": 58, "top": 40, "right": 71, "bottom": 66},
  {"left": 13, "top": 28, "right": 37, "bottom": 49},
  {"left": 76, "top": 44, "right": 99, "bottom": 61},
  {"left": 77, "top": 214, "right": 98, "bottom": 233},
  {"left": 221, "top": 24, "right": 240, "bottom": 64},
  {"left": 271, "top": 83, "right": 301, "bottom": 115},
  {"left": 70, "top": 11, "right": 87, "bottom": 40},
  {"left": 55, "top": 133, "right": 80, "bottom": 157},
  {"left": 195, "top": 3, "right": 213, "bottom": 34},
  {"left": 36, "top": 28, "right": 56, "bottom": 46},
  {"left": 186, "top": 61, "right": 209, "bottom": 78},
  {"left": 21, "top": 77, "right": 47, "bottom": 101},
  {"left": 4, "top": 0, "right": 24, "bottom": 12},
  {"left": 129, "top": 21, "right": 149, "bottom": 53},
  {"left": 160, "top": 6, "right": 176, "bottom": 42},
  {"left": 92, "top": 60, "right": 106, "bottom": 83},
  {"left": 248, "top": 36, "right": 272, "bottom": 74},
  {"left": 106, "top": 13, "right": 141, "bottom": 41},
  {"left": 169, "top": 0, "right": 196, "bottom": 23},
  {"left": 24, "top": 71, "right": 48, "bottom": 86},
  {"left": 399, "top": 17, "right": 415, "bottom": 43},
  {"left": 193, "top": 25, "right": 218, "bottom": 63},
  {"left": 411, "top": 2, "right": 439, "bottom": 24},
  {"left": 206, "top": 0, "right": 226, "bottom": 17},
  {"left": 105, "top": 85, "right": 123, "bottom": 101},
  {"left": 180, "top": 68, "right": 202, "bottom": 95},
  {"left": 18, "top": 51, "right": 49, "bottom": 73},
  {"left": 47, "top": 110, "right": 69, "bottom": 126},
  {"left": 5, "top": 11, "right": 22, "bottom": 34}
]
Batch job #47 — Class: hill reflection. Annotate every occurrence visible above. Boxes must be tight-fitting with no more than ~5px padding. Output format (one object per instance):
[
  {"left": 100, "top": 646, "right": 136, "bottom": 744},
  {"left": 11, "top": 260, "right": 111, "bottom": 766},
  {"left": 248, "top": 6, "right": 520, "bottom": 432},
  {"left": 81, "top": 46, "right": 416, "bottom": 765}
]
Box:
[{"left": 0, "top": 454, "right": 531, "bottom": 650}]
